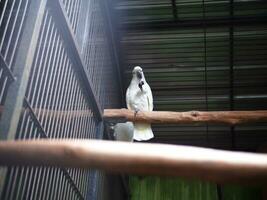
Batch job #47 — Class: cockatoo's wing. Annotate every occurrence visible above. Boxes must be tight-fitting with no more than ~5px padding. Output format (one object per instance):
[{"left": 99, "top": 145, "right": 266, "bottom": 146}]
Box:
[
  {"left": 146, "top": 84, "right": 153, "bottom": 111},
  {"left": 126, "top": 87, "right": 132, "bottom": 110},
  {"left": 132, "top": 84, "right": 154, "bottom": 141}
]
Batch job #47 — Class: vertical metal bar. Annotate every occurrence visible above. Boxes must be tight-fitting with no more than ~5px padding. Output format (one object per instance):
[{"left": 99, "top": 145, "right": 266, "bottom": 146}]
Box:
[
  {"left": 0, "top": 0, "right": 8, "bottom": 26},
  {"left": 61, "top": 175, "right": 68, "bottom": 200},
  {"left": 45, "top": 48, "right": 66, "bottom": 200},
  {"left": 40, "top": 31, "right": 63, "bottom": 198},
  {"left": 24, "top": 13, "right": 54, "bottom": 200},
  {"left": 73, "top": 0, "right": 81, "bottom": 34},
  {"left": 79, "top": 99, "right": 85, "bottom": 139},
  {"left": 9, "top": 0, "right": 30, "bottom": 66},
  {"left": 57, "top": 170, "right": 64, "bottom": 199},
  {"left": 202, "top": 0, "right": 209, "bottom": 147},
  {"left": 63, "top": 71, "right": 75, "bottom": 139},
  {"left": 31, "top": 20, "right": 55, "bottom": 119},
  {"left": 65, "top": 0, "right": 72, "bottom": 18},
  {"left": 70, "top": 0, "right": 78, "bottom": 30},
  {"left": 0, "top": 0, "right": 16, "bottom": 50},
  {"left": 45, "top": 39, "right": 64, "bottom": 139},
  {"left": 58, "top": 59, "right": 71, "bottom": 139},
  {"left": 4, "top": 167, "right": 13, "bottom": 199},
  {"left": 19, "top": 123, "right": 35, "bottom": 200},
  {"left": 65, "top": 73, "right": 76, "bottom": 139},
  {"left": 3, "top": 0, "right": 23, "bottom": 59},
  {"left": 56, "top": 58, "right": 70, "bottom": 138},
  {"left": 84, "top": 107, "right": 91, "bottom": 139},
  {"left": 77, "top": 88, "right": 84, "bottom": 139},
  {"left": 229, "top": 0, "right": 235, "bottom": 150},
  {"left": 33, "top": 17, "right": 57, "bottom": 199},
  {"left": 70, "top": 80, "right": 79, "bottom": 138},
  {"left": 52, "top": 54, "right": 68, "bottom": 138},
  {"left": 48, "top": 54, "right": 69, "bottom": 200},
  {"left": 47, "top": 44, "right": 70, "bottom": 200},
  {"left": 171, "top": 0, "right": 178, "bottom": 20}
]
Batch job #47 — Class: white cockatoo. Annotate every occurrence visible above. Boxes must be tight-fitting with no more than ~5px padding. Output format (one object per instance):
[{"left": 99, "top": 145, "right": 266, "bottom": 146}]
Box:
[
  {"left": 113, "top": 122, "right": 134, "bottom": 142},
  {"left": 126, "top": 66, "right": 154, "bottom": 141}
]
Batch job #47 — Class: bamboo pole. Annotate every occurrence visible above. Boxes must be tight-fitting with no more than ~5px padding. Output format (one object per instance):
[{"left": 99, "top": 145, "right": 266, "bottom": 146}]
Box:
[
  {"left": 104, "top": 109, "right": 267, "bottom": 125},
  {"left": 0, "top": 139, "right": 267, "bottom": 184}
]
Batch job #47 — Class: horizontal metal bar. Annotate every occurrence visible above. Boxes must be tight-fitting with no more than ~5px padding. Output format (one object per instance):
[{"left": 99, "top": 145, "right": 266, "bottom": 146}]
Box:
[
  {"left": 0, "top": 54, "right": 16, "bottom": 82},
  {"left": 46, "top": 0, "right": 102, "bottom": 121},
  {"left": 121, "top": 16, "right": 267, "bottom": 31},
  {"left": 1, "top": 139, "right": 267, "bottom": 184}
]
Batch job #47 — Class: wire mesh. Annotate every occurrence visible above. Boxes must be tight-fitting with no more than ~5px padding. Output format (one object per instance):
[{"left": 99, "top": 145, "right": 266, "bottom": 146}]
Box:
[{"left": 0, "top": 0, "right": 122, "bottom": 199}]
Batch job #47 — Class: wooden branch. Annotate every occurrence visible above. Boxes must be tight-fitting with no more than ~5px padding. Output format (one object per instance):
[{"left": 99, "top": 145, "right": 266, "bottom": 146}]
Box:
[
  {"left": 0, "top": 139, "right": 267, "bottom": 184},
  {"left": 104, "top": 109, "right": 267, "bottom": 125}
]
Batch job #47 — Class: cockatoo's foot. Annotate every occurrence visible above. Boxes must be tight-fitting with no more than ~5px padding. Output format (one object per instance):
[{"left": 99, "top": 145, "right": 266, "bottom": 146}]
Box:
[
  {"left": 134, "top": 109, "right": 140, "bottom": 120},
  {"left": 191, "top": 111, "right": 199, "bottom": 117}
]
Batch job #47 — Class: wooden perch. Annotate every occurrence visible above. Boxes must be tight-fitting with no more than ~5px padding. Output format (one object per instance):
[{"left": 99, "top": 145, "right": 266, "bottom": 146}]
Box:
[
  {"left": 104, "top": 109, "right": 267, "bottom": 125},
  {"left": 0, "top": 139, "right": 267, "bottom": 184}
]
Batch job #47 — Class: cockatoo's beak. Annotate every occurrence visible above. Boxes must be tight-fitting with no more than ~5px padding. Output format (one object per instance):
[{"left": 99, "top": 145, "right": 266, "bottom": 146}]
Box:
[
  {"left": 137, "top": 71, "right": 142, "bottom": 79},
  {"left": 138, "top": 81, "right": 144, "bottom": 91}
]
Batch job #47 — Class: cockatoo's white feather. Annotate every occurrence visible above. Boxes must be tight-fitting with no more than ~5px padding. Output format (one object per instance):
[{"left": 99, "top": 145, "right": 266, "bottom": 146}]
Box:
[
  {"left": 113, "top": 122, "right": 134, "bottom": 142},
  {"left": 126, "top": 66, "right": 154, "bottom": 141}
]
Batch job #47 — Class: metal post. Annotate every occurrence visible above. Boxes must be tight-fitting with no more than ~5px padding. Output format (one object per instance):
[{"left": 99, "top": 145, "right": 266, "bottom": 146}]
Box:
[{"left": 0, "top": 0, "right": 47, "bottom": 197}]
